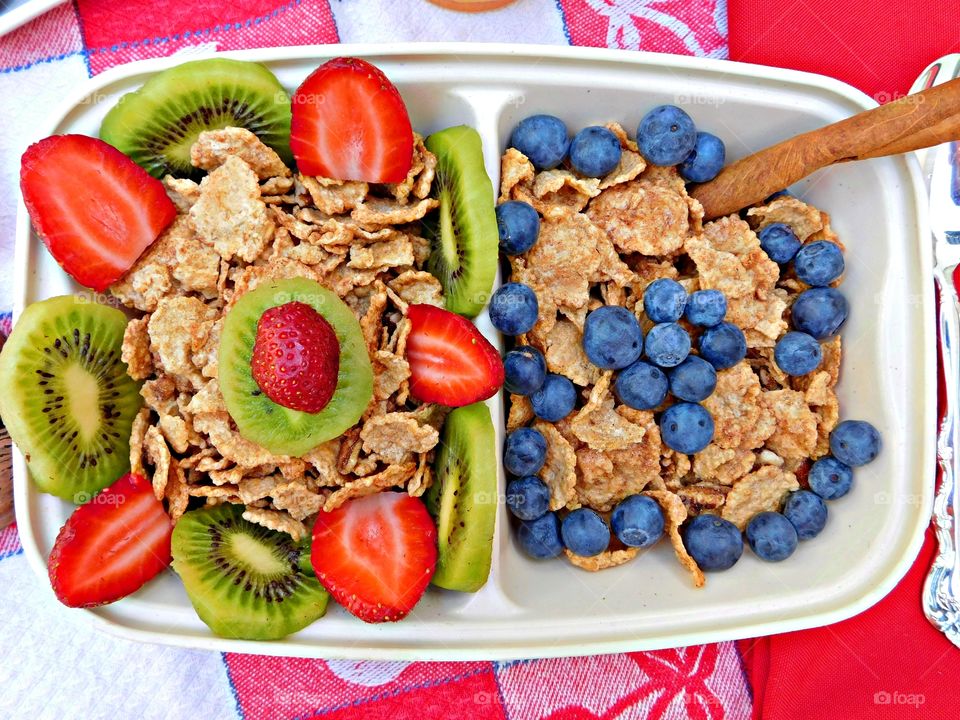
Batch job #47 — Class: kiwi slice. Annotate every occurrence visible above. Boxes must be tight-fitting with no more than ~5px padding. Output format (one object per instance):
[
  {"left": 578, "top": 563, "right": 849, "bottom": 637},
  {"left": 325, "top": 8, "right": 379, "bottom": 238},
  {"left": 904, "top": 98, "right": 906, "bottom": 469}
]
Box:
[
  {"left": 100, "top": 58, "right": 292, "bottom": 179},
  {"left": 424, "top": 126, "right": 498, "bottom": 318},
  {"left": 172, "top": 504, "right": 328, "bottom": 640},
  {"left": 0, "top": 296, "right": 142, "bottom": 501},
  {"left": 219, "top": 277, "right": 373, "bottom": 457},
  {"left": 425, "top": 402, "right": 497, "bottom": 592}
]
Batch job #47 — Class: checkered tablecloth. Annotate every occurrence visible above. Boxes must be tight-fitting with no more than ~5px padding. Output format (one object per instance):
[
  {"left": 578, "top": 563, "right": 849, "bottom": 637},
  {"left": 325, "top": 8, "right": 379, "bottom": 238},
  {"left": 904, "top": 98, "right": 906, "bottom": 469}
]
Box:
[{"left": 0, "top": 3, "right": 756, "bottom": 718}]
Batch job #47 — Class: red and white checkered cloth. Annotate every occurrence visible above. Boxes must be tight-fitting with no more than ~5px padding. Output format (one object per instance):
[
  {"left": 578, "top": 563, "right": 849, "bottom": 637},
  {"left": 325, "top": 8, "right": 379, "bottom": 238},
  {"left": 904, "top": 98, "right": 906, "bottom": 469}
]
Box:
[{"left": 0, "top": 3, "right": 753, "bottom": 718}]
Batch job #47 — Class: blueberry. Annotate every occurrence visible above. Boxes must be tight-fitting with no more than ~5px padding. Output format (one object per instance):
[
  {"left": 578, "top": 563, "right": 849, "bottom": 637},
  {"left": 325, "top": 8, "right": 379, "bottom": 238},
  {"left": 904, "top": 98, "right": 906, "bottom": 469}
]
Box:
[
  {"left": 569, "top": 126, "right": 622, "bottom": 178},
  {"left": 510, "top": 114, "right": 569, "bottom": 171},
  {"left": 517, "top": 511, "right": 564, "bottom": 559},
  {"left": 614, "top": 361, "right": 669, "bottom": 410},
  {"left": 643, "top": 278, "right": 687, "bottom": 323},
  {"left": 506, "top": 476, "right": 551, "bottom": 521},
  {"left": 765, "top": 189, "right": 791, "bottom": 202},
  {"left": 794, "top": 241, "right": 845, "bottom": 287},
  {"left": 698, "top": 322, "right": 747, "bottom": 370},
  {"left": 489, "top": 282, "right": 539, "bottom": 336},
  {"left": 496, "top": 201, "right": 540, "bottom": 256},
  {"left": 684, "top": 289, "right": 727, "bottom": 327},
  {"left": 611, "top": 495, "right": 665, "bottom": 548},
  {"left": 682, "top": 515, "right": 743, "bottom": 571},
  {"left": 678, "top": 131, "right": 725, "bottom": 183},
  {"left": 808, "top": 456, "right": 854, "bottom": 500},
  {"left": 783, "top": 490, "right": 828, "bottom": 540},
  {"left": 644, "top": 322, "right": 691, "bottom": 368},
  {"left": 830, "top": 420, "right": 882, "bottom": 467},
  {"left": 503, "top": 346, "right": 547, "bottom": 396},
  {"left": 791, "top": 287, "right": 848, "bottom": 340},
  {"left": 660, "top": 402, "right": 714, "bottom": 454},
  {"left": 503, "top": 427, "right": 547, "bottom": 477},
  {"left": 561, "top": 508, "right": 611, "bottom": 557},
  {"left": 774, "top": 331, "right": 822, "bottom": 377},
  {"left": 759, "top": 223, "right": 801, "bottom": 264},
  {"left": 636, "top": 105, "right": 697, "bottom": 166},
  {"left": 530, "top": 373, "right": 577, "bottom": 422},
  {"left": 745, "top": 512, "right": 799, "bottom": 562},
  {"left": 583, "top": 306, "right": 644, "bottom": 370},
  {"left": 669, "top": 356, "right": 717, "bottom": 402}
]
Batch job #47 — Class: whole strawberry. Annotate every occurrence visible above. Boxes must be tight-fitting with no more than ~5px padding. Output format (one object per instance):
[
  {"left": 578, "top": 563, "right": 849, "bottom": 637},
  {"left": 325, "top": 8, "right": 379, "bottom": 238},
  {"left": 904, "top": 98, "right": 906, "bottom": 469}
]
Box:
[{"left": 251, "top": 302, "right": 340, "bottom": 413}]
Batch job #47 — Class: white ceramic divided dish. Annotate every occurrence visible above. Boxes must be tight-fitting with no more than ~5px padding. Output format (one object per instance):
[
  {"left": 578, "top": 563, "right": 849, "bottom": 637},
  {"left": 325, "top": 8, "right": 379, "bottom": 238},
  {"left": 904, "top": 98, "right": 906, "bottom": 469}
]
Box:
[{"left": 12, "top": 44, "right": 935, "bottom": 660}]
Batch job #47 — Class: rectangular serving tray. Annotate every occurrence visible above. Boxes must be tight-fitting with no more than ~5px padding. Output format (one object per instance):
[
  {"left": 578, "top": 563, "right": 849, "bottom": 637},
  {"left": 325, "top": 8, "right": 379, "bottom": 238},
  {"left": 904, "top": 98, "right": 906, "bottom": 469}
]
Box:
[{"left": 12, "top": 43, "right": 936, "bottom": 660}]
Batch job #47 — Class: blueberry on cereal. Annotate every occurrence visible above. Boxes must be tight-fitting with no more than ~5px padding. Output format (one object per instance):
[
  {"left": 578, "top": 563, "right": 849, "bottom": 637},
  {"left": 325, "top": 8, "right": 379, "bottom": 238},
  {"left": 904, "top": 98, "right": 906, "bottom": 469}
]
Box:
[
  {"left": 678, "top": 131, "right": 725, "bottom": 183},
  {"left": 791, "top": 287, "right": 848, "bottom": 340},
  {"left": 668, "top": 356, "right": 717, "bottom": 403},
  {"left": 643, "top": 278, "right": 687, "bottom": 323},
  {"left": 583, "top": 305, "right": 644, "bottom": 370},
  {"left": 698, "top": 322, "right": 747, "bottom": 370},
  {"left": 745, "top": 512, "right": 798, "bottom": 562},
  {"left": 611, "top": 495, "right": 664, "bottom": 549},
  {"left": 774, "top": 331, "right": 822, "bottom": 377},
  {"left": 830, "top": 420, "right": 882, "bottom": 467},
  {"left": 682, "top": 515, "right": 743, "bottom": 571},
  {"left": 489, "top": 282, "right": 538, "bottom": 336},
  {"left": 496, "top": 201, "right": 540, "bottom": 256},
  {"left": 794, "top": 240, "right": 844, "bottom": 287},
  {"left": 561, "top": 508, "right": 611, "bottom": 557},
  {"left": 660, "top": 402, "right": 714, "bottom": 454},
  {"left": 685, "top": 289, "right": 726, "bottom": 327},
  {"left": 569, "top": 126, "right": 622, "bottom": 178},
  {"left": 510, "top": 114, "right": 569, "bottom": 171},
  {"left": 517, "top": 511, "right": 564, "bottom": 559},
  {"left": 503, "top": 427, "right": 547, "bottom": 477},
  {"left": 530, "top": 373, "right": 577, "bottom": 422},
  {"left": 506, "top": 476, "right": 551, "bottom": 521},
  {"left": 808, "top": 456, "right": 854, "bottom": 500},
  {"left": 644, "top": 322, "right": 691, "bottom": 368},
  {"left": 636, "top": 105, "right": 697, "bottom": 166},
  {"left": 503, "top": 346, "right": 547, "bottom": 396},
  {"left": 614, "top": 360, "right": 669, "bottom": 410},
  {"left": 783, "top": 490, "right": 828, "bottom": 540},
  {"left": 758, "top": 223, "right": 801, "bottom": 264}
]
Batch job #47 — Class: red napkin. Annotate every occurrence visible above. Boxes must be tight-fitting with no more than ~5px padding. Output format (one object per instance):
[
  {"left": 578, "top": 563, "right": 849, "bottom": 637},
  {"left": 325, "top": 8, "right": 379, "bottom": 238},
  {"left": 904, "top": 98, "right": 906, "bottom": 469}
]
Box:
[
  {"left": 729, "top": 3, "right": 960, "bottom": 717},
  {"left": 728, "top": 1, "right": 960, "bottom": 101}
]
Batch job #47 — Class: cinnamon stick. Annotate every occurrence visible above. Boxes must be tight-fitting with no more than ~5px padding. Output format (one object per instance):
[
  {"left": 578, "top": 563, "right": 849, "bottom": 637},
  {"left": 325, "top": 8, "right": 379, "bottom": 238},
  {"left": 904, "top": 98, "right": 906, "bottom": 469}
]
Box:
[{"left": 690, "top": 78, "right": 960, "bottom": 220}]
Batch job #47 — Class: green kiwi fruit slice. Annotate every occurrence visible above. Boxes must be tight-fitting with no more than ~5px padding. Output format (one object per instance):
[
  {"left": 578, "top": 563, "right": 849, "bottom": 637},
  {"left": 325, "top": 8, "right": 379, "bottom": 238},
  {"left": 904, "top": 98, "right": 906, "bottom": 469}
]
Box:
[
  {"left": 0, "top": 295, "right": 142, "bottom": 501},
  {"left": 218, "top": 277, "right": 373, "bottom": 457},
  {"left": 425, "top": 402, "right": 497, "bottom": 592},
  {"left": 172, "top": 504, "right": 328, "bottom": 640},
  {"left": 424, "top": 126, "right": 498, "bottom": 318},
  {"left": 100, "top": 58, "right": 292, "bottom": 179}
]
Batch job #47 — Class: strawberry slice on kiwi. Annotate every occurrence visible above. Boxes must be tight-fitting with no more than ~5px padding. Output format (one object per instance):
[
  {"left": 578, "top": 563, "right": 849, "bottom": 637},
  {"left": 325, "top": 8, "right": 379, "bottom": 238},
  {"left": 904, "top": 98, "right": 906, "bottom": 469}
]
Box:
[
  {"left": 48, "top": 472, "right": 173, "bottom": 608},
  {"left": 20, "top": 135, "right": 177, "bottom": 292},
  {"left": 290, "top": 57, "right": 414, "bottom": 183}
]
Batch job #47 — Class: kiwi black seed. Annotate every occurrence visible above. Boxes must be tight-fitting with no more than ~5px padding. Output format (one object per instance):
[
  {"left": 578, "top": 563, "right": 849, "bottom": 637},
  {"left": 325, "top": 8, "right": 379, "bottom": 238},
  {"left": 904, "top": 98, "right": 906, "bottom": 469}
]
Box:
[
  {"left": 425, "top": 402, "right": 497, "bottom": 592},
  {"left": 0, "top": 296, "right": 142, "bottom": 502},
  {"left": 100, "top": 58, "right": 292, "bottom": 179},
  {"left": 172, "top": 504, "right": 328, "bottom": 640},
  {"left": 424, "top": 125, "right": 498, "bottom": 318}
]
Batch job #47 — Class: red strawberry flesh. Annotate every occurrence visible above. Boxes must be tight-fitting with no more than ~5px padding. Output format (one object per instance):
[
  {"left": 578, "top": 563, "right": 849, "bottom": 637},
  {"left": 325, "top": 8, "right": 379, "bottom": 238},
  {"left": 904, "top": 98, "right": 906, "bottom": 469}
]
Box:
[
  {"left": 48, "top": 472, "right": 173, "bottom": 608},
  {"left": 251, "top": 301, "right": 340, "bottom": 413},
  {"left": 311, "top": 492, "right": 437, "bottom": 623},
  {"left": 20, "top": 135, "right": 177, "bottom": 291},
  {"left": 406, "top": 304, "right": 504, "bottom": 407},
  {"left": 290, "top": 57, "right": 414, "bottom": 183}
]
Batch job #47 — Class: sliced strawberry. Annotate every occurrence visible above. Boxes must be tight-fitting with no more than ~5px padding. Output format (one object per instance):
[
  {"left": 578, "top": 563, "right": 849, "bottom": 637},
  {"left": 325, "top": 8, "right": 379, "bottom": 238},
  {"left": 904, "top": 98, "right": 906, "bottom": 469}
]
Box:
[
  {"left": 406, "top": 304, "right": 504, "bottom": 407},
  {"left": 290, "top": 57, "right": 414, "bottom": 183},
  {"left": 48, "top": 473, "right": 173, "bottom": 608},
  {"left": 20, "top": 135, "right": 176, "bottom": 292},
  {"left": 311, "top": 492, "right": 437, "bottom": 623},
  {"left": 251, "top": 301, "right": 340, "bottom": 413}
]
